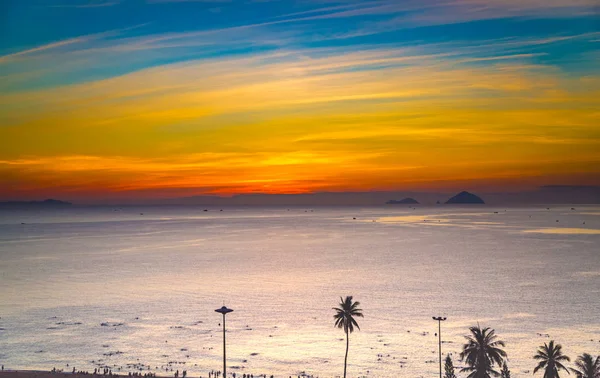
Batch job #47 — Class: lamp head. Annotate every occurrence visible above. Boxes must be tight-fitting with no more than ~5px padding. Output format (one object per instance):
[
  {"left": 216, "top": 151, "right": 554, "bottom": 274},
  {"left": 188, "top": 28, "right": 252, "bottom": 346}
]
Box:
[{"left": 215, "top": 306, "right": 234, "bottom": 315}]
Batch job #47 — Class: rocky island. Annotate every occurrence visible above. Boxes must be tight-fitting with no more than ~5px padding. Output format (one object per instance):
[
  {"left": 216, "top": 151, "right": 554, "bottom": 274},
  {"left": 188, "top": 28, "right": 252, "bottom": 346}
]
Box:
[{"left": 445, "top": 191, "right": 485, "bottom": 204}]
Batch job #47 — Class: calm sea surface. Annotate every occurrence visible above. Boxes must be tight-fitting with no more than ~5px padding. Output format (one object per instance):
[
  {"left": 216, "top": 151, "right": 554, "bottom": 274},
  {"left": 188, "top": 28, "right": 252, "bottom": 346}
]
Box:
[{"left": 0, "top": 206, "right": 599, "bottom": 377}]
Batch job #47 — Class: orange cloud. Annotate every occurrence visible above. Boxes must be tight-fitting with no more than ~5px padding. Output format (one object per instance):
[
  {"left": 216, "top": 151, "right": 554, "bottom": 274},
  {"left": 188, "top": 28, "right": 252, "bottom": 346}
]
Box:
[{"left": 1, "top": 35, "right": 599, "bottom": 199}]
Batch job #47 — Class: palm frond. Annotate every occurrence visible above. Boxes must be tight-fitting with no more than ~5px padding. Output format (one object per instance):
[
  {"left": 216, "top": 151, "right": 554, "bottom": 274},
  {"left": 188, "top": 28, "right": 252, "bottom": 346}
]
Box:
[
  {"left": 332, "top": 295, "right": 363, "bottom": 334},
  {"left": 460, "top": 325, "right": 507, "bottom": 378},
  {"left": 533, "top": 340, "right": 572, "bottom": 378}
]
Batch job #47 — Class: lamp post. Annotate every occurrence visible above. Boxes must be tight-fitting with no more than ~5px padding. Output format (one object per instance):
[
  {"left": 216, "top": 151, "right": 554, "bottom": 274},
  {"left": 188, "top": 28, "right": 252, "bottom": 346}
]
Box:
[
  {"left": 215, "top": 306, "right": 233, "bottom": 378},
  {"left": 432, "top": 316, "right": 447, "bottom": 378}
]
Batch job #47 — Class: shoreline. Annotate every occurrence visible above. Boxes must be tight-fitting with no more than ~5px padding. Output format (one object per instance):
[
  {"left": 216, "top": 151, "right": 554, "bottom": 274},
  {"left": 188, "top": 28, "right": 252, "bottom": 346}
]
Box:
[
  {"left": 0, "top": 371, "right": 280, "bottom": 378},
  {"left": 0, "top": 372, "right": 173, "bottom": 378}
]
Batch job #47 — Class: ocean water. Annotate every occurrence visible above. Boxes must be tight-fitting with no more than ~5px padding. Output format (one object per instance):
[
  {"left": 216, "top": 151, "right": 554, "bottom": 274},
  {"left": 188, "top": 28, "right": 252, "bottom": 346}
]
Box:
[{"left": 0, "top": 205, "right": 599, "bottom": 377}]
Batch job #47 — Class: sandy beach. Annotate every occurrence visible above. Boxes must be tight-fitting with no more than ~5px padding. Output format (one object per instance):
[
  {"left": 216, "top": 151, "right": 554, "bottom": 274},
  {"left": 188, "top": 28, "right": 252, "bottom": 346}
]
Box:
[
  {"left": 0, "top": 373, "right": 173, "bottom": 378},
  {"left": 0, "top": 373, "right": 134, "bottom": 378},
  {"left": 0, "top": 371, "right": 280, "bottom": 378}
]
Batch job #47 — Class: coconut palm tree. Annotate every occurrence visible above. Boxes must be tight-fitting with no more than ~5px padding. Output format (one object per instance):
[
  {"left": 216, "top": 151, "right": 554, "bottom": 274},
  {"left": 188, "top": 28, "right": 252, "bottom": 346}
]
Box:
[
  {"left": 533, "top": 340, "right": 571, "bottom": 378},
  {"left": 460, "top": 325, "right": 507, "bottom": 378},
  {"left": 333, "top": 296, "right": 363, "bottom": 378},
  {"left": 501, "top": 361, "right": 511, "bottom": 378},
  {"left": 570, "top": 354, "right": 600, "bottom": 378}
]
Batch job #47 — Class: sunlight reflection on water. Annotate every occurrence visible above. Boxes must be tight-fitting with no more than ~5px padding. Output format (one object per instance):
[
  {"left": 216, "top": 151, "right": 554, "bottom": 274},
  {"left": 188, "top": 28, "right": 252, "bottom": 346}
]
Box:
[
  {"left": 0, "top": 206, "right": 598, "bottom": 377},
  {"left": 523, "top": 228, "right": 600, "bottom": 234}
]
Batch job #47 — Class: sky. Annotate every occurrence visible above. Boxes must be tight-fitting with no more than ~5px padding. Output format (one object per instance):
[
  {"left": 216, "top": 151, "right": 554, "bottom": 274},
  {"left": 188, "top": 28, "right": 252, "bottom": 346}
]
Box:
[{"left": 1, "top": 0, "right": 599, "bottom": 201}]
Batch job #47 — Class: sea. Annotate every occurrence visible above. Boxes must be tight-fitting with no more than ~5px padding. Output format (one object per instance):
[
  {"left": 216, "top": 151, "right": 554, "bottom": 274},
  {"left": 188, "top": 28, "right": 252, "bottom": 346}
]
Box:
[{"left": 0, "top": 205, "right": 599, "bottom": 377}]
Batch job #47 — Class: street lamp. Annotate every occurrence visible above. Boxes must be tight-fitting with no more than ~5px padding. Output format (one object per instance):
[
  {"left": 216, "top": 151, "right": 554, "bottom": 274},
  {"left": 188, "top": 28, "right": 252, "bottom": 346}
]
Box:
[
  {"left": 216, "top": 306, "right": 233, "bottom": 378},
  {"left": 432, "top": 316, "right": 447, "bottom": 378}
]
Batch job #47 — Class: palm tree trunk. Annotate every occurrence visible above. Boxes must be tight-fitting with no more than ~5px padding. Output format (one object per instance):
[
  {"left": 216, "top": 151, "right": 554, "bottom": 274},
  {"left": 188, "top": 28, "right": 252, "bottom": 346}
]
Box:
[{"left": 344, "top": 328, "right": 349, "bottom": 378}]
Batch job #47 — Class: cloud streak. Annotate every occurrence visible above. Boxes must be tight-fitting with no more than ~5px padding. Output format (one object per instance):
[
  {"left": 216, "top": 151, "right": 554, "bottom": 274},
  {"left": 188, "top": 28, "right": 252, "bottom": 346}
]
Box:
[{"left": 1, "top": 0, "right": 599, "bottom": 199}]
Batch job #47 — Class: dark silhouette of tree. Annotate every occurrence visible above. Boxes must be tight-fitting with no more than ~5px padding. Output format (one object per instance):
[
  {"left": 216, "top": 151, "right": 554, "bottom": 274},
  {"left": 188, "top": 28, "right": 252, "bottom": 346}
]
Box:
[
  {"left": 570, "top": 354, "right": 600, "bottom": 378},
  {"left": 533, "top": 340, "right": 571, "bottom": 378},
  {"left": 445, "top": 354, "right": 457, "bottom": 378},
  {"left": 333, "top": 296, "right": 363, "bottom": 378},
  {"left": 460, "top": 325, "right": 507, "bottom": 378},
  {"left": 501, "top": 362, "right": 511, "bottom": 378}
]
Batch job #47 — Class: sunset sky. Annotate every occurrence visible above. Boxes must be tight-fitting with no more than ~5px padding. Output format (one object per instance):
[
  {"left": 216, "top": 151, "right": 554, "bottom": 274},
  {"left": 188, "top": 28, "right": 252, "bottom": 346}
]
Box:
[{"left": 1, "top": 0, "right": 599, "bottom": 201}]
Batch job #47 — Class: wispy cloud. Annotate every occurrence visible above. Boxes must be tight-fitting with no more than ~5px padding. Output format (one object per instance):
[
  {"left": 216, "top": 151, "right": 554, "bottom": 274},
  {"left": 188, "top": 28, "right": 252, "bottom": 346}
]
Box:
[
  {"left": 1, "top": 0, "right": 599, "bottom": 198},
  {"left": 0, "top": 36, "right": 92, "bottom": 64},
  {"left": 1, "top": 34, "right": 598, "bottom": 196},
  {"left": 45, "top": 0, "right": 122, "bottom": 8},
  {"left": 265, "top": 0, "right": 598, "bottom": 30}
]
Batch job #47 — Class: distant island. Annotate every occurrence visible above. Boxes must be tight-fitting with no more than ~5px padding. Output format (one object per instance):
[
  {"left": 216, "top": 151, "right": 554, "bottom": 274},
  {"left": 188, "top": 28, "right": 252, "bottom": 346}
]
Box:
[
  {"left": 10, "top": 185, "right": 598, "bottom": 206},
  {"left": 445, "top": 191, "right": 485, "bottom": 204},
  {"left": 0, "top": 199, "right": 72, "bottom": 208},
  {"left": 386, "top": 198, "right": 419, "bottom": 205}
]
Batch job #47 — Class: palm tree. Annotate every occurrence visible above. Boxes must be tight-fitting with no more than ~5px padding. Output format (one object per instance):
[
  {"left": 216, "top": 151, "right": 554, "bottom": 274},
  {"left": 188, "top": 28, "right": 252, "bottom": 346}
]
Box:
[
  {"left": 333, "top": 296, "right": 363, "bottom": 378},
  {"left": 501, "top": 362, "right": 511, "bottom": 378},
  {"left": 570, "top": 354, "right": 600, "bottom": 378},
  {"left": 445, "top": 354, "right": 457, "bottom": 378},
  {"left": 460, "top": 325, "right": 507, "bottom": 378},
  {"left": 533, "top": 340, "right": 571, "bottom": 378}
]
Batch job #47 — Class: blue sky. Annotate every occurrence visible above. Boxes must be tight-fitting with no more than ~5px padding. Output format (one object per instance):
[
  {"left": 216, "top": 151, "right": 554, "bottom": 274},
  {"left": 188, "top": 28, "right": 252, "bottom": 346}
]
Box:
[{"left": 3, "top": 0, "right": 598, "bottom": 89}]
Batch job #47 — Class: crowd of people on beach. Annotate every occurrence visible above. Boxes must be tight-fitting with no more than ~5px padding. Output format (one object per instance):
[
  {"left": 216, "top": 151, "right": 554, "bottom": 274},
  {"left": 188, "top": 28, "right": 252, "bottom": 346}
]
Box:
[
  {"left": 208, "top": 372, "right": 277, "bottom": 378},
  {"left": 50, "top": 367, "right": 117, "bottom": 375},
  {"left": 38, "top": 366, "right": 314, "bottom": 378},
  {"left": 38, "top": 368, "right": 312, "bottom": 378},
  {"left": 129, "top": 372, "right": 157, "bottom": 377}
]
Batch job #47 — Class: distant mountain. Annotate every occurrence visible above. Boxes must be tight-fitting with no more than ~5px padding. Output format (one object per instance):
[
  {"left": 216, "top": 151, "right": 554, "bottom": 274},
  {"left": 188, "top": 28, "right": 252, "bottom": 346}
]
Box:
[
  {"left": 445, "top": 191, "right": 485, "bottom": 204},
  {"left": 0, "top": 199, "right": 72, "bottom": 208},
  {"left": 386, "top": 198, "right": 419, "bottom": 205},
  {"left": 55, "top": 185, "right": 600, "bottom": 206},
  {"left": 148, "top": 191, "right": 444, "bottom": 206}
]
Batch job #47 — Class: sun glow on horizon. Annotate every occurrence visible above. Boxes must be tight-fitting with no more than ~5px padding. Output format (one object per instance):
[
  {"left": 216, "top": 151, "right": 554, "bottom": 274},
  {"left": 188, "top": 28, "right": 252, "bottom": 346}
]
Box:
[{"left": 1, "top": 0, "right": 599, "bottom": 200}]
